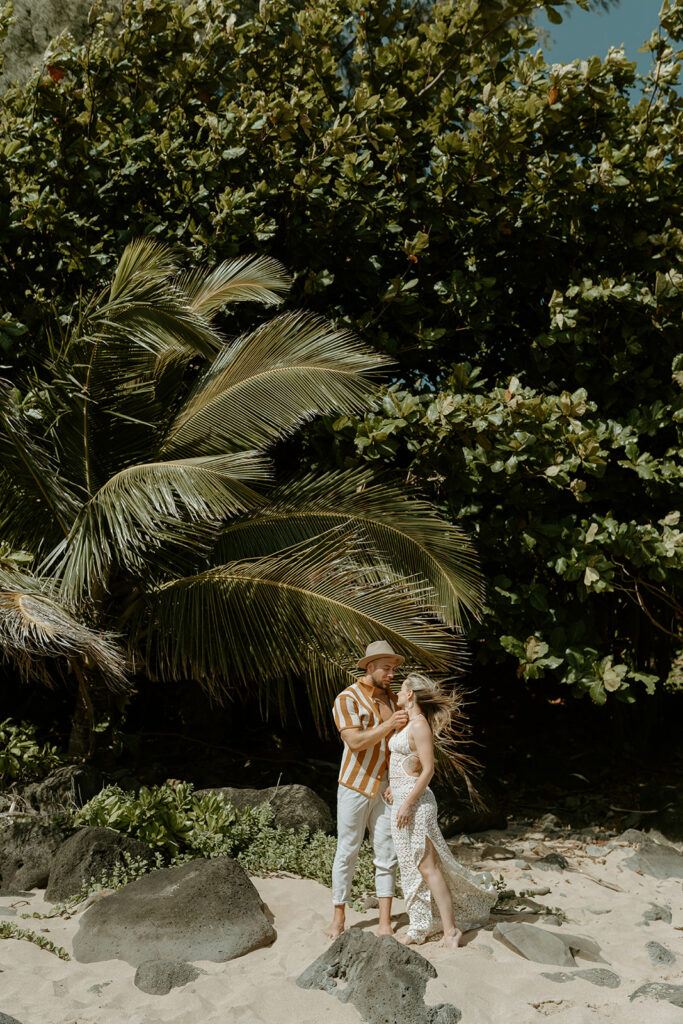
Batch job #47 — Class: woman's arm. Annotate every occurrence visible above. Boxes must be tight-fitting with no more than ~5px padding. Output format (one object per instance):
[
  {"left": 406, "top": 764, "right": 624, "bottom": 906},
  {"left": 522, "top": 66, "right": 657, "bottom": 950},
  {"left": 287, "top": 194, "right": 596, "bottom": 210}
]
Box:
[{"left": 395, "top": 718, "right": 435, "bottom": 828}]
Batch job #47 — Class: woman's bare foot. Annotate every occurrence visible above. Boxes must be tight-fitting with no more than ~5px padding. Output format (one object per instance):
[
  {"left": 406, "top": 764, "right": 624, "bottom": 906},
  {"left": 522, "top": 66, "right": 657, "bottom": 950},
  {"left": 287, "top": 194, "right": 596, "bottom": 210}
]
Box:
[
  {"left": 375, "top": 924, "right": 394, "bottom": 936},
  {"left": 399, "top": 931, "right": 424, "bottom": 945},
  {"left": 442, "top": 930, "right": 462, "bottom": 949}
]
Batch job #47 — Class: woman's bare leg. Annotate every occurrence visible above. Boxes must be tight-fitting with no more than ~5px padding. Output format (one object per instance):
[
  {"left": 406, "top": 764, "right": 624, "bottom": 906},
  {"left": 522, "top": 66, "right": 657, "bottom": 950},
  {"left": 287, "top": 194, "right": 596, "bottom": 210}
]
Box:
[{"left": 417, "top": 838, "right": 462, "bottom": 948}]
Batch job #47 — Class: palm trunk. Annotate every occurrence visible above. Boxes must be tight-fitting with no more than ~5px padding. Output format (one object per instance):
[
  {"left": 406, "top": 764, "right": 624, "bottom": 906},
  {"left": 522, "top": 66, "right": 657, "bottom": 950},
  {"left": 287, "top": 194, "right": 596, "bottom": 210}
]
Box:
[{"left": 67, "top": 661, "right": 115, "bottom": 760}]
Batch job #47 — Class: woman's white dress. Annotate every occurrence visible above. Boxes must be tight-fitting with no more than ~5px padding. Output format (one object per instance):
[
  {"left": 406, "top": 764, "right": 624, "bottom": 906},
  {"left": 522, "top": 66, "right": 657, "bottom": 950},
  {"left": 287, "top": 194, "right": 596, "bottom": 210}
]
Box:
[{"left": 389, "top": 724, "right": 497, "bottom": 940}]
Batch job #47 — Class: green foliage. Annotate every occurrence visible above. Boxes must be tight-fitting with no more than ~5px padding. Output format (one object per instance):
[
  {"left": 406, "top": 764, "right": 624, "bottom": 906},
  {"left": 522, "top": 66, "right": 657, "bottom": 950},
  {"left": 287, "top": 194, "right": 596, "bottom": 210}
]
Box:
[
  {"left": 0, "top": 718, "right": 63, "bottom": 784},
  {"left": 0, "top": 0, "right": 680, "bottom": 711},
  {"left": 75, "top": 782, "right": 381, "bottom": 908},
  {"left": 329, "top": 370, "right": 682, "bottom": 702},
  {"left": 75, "top": 782, "right": 276, "bottom": 856},
  {"left": 0, "top": 240, "right": 479, "bottom": 755},
  {"left": 0, "top": 919, "right": 70, "bottom": 960}
]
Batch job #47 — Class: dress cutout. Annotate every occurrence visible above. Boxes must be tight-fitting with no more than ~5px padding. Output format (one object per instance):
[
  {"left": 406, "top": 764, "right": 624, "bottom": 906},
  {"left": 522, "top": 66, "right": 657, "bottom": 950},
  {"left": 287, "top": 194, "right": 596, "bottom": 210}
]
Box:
[{"left": 389, "top": 724, "right": 497, "bottom": 940}]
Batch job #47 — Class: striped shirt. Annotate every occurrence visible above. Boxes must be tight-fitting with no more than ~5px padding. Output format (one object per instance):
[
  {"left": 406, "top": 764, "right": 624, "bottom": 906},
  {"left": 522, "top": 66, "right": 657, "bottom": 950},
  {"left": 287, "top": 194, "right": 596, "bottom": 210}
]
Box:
[{"left": 333, "top": 681, "right": 398, "bottom": 798}]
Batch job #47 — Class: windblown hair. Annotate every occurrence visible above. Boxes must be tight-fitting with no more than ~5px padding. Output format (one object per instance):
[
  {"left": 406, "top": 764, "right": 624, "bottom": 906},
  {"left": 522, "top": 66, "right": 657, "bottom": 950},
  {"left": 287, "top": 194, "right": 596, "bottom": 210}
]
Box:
[{"left": 404, "top": 672, "right": 484, "bottom": 808}]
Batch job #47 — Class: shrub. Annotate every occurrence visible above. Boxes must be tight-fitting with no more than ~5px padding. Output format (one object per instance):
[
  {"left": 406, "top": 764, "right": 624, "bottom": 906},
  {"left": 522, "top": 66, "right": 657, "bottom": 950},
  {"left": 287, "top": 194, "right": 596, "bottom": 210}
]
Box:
[
  {"left": 0, "top": 718, "right": 63, "bottom": 785},
  {"left": 75, "top": 782, "right": 383, "bottom": 908}
]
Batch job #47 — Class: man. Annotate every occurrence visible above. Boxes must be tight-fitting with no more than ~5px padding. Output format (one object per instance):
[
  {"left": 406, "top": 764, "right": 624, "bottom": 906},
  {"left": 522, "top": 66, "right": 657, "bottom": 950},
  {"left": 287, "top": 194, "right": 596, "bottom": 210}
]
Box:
[{"left": 324, "top": 640, "right": 409, "bottom": 940}]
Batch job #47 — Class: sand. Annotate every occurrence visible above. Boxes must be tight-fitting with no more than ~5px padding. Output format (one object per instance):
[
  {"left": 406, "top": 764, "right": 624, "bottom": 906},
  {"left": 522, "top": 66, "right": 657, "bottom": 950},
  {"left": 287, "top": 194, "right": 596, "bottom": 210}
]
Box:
[{"left": 0, "top": 825, "right": 681, "bottom": 1024}]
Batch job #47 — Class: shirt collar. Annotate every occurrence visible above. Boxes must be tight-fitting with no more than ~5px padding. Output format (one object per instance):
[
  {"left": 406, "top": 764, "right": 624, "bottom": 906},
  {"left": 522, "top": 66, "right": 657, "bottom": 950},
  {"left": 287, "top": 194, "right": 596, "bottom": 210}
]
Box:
[{"left": 357, "top": 679, "right": 393, "bottom": 701}]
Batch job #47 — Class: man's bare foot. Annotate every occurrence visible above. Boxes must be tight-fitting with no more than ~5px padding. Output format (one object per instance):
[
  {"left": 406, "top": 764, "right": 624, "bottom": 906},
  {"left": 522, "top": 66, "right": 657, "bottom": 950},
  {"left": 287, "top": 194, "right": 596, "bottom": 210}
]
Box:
[
  {"left": 323, "top": 921, "right": 345, "bottom": 940},
  {"left": 442, "top": 930, "right": 462, "bottom": 949},
  {"left": 376, "top": 924, "right": 394, "bottom": 936}
]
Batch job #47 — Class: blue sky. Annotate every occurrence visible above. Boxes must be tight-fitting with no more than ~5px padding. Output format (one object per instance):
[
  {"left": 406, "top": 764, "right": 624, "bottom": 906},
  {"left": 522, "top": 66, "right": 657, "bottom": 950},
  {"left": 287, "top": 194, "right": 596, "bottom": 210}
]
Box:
[{"left": 541, "top": 0, "right": 664, "bottom": 80}]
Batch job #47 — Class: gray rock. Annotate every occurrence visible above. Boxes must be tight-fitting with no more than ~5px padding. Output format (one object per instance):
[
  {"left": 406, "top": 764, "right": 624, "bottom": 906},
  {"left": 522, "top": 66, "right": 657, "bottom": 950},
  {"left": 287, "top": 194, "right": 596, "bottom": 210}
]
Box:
[
  {"left": 586, "top": 907, "right": 611, "bottom": 915},
  {"left": 297, "top": 929, "right": 460, "bottom": 1024},
  {"left": 481, "top": 845, "right": 516, "bottom": 860},
  {"left": 574, "top": 969, "right": 620, "bottom": 988},
  {"left": 0, "top": 0, "right": 122, "bottom": 91},
  {"left": 515, "top": 860, "right": 530, "bottom": 870},
  {"left": 536, "top": 853, "right": 569, "bottom": 871},
  {"left": 0, "top": 1014, "right": 23, "bottom": 1023},
  {"left": 45, "top": 827, "right": 153, "bottom": 903},
  {"left": 641, "top": 903, "right": 672, "bottom": 926},
  {"left": 86, "top": 981, "right": 112, "bottom": 995},
  {"left": 585, "top": 845, "right": 606, "bottom": 857},
  {"left": 493, "top": 923, "right": 603, "bottom": 967},
  {"left": 195, "top": 784, "right": 333, "bottom": 834},
  {"left": 525, "top": 886, "right": 551, "bottom": 896},
  {"left": 630, "top": 983, "right": 683, "bottom": 1008},
  {"left": 22, "top": 765, "right": 103, "bottom": 817},
  {"left": 622, "top": 833, "right": 683, "bottom": 880},
  {"left": 73, "top": 857, "right": 275, "bottom": 966},
  {"left": 537, "top": 814, "right": 562, "bottom": 831},
  {"left": 645, "top": 941, "right": 676, "bottom": 967},
  {"left": 541, "top": 972, "right": 573, "bottom": 983},
  {"left": 0, "top": 821, "right": 68, "bottom": 893},
  {"left": 134, "top": 959, "right": 204, "bottom": 995},
  {"left": 640, "top": 784, "right": 683, "bottom": 842}
]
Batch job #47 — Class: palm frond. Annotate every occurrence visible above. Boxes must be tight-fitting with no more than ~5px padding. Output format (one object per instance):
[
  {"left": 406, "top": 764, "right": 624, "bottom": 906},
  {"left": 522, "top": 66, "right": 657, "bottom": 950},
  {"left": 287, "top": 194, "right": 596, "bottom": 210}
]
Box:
[
  {"left": 109, "top": 238, "right": 180, "bottom": 303},
  {"left": 161, "top": 312, "right": 389, "bottom": 457},
  {"left": 144, "top": 528, "right": 462, "bottom": 716},
  {"left": 55, "top": 453, "right": 270, "bottom": 600},
  {"left": 0, "top": 567, "right": 128, "bottom": 690},
  {"left": 176, "top": 255, "right": 291, "bottom": 318},
  {"left": 0, "top": 380, "right": 81, "bottom": 552},
  {"left": 214, "top": 469, "right": 484, "bottom": 627}
]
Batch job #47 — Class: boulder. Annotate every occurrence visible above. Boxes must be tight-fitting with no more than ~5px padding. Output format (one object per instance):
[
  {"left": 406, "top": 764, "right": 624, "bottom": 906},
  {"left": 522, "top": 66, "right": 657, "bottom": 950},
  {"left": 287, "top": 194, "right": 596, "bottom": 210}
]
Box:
[
  {"left": 493, "top": 923, "right": 603, "bottom": 967},
  {"left": 45, "top": 827, "right": 153, "bottom": 903},
  {"left": 195, "top": 784, "right": 333, "bottom": 834},
  {"left": 621, "top": 833, "right": 683, "bottom": 880},
  {"left": 630, "top": 983, "right": 683, "bottom": 1008},
  {"left": 0, "top": 0, "right": 122, "bottom": 90},
  {"left": 639, "top": 784, "right": 683, "bottom": 842},
  {"left": 22, "top": 765, "right": 103, "bottom": 817},
  {"left": 72, "top": 857, "right": 276, "bottom": 966},
  {"left": 0, "top": 821, "right": 68, "bottom": 893},
  {"left": 134, "top": 959, "right": 204, "bottom": 995},
  {"left": 0, "top": 1015, "right": 23, "bottom": 1024},
  {"left": 297, "top": 929, "right": 460, "bottom": 1024},
  {"left": 645, "top": 941, "right": 676, "bottom": 967}
]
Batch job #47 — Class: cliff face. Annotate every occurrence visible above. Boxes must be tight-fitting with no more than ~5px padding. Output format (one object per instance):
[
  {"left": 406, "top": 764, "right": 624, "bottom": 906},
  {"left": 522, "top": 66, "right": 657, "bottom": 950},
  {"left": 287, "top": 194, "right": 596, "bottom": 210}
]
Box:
[{"left": 0, "top": 0, "right": 117, "bottom": 90}]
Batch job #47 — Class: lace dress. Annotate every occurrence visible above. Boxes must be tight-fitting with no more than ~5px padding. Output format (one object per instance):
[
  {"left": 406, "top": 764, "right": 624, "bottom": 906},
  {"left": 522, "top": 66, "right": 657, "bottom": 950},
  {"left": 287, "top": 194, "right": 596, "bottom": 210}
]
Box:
[{"left": 388, "top": 724, "right": 497, "bottom": 940}]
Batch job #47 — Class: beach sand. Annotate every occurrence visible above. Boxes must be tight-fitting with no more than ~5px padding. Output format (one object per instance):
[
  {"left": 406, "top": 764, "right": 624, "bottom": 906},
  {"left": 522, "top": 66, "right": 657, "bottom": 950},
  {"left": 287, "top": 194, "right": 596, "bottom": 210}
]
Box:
[{"left": 0, "top": 825, "right": 681, "bottom": 1024}]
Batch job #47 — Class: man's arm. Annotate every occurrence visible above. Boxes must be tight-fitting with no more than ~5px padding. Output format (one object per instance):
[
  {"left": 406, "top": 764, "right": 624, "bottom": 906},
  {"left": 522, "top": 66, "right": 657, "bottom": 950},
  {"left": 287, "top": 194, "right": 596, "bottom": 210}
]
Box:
[{"left": 341, "top": 709, "right": 408, "bottom": 752}]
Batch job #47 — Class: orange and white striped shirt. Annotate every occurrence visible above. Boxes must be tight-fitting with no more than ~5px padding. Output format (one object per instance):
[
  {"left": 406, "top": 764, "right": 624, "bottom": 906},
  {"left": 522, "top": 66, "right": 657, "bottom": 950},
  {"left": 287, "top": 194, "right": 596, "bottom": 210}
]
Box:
[{"left": 333, "top": 681, "right": 398, "bottom": 798}]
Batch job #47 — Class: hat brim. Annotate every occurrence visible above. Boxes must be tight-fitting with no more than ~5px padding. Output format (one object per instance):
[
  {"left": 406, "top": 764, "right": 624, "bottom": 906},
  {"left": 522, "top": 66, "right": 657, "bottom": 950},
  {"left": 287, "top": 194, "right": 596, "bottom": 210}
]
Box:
[{"left": 357, "top": 653, "right": 405, "bottom": 670}]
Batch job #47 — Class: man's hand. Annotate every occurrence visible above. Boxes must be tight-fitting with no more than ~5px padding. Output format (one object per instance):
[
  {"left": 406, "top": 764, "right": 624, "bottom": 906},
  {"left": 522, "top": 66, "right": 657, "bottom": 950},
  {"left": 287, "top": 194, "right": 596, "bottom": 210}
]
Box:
[{"left": 389, "top": 709, "right": 409, "bottom": 731}]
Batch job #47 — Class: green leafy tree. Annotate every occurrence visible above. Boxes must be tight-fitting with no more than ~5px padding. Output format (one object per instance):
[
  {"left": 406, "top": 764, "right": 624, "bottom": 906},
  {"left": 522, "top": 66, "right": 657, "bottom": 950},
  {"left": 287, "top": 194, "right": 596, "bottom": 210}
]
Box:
[
  {"left": 0, "top": 0, "right": 680, "bottom": 710},
  {"left": 0, "top": 240, "right": 480, "bottom": 756}
]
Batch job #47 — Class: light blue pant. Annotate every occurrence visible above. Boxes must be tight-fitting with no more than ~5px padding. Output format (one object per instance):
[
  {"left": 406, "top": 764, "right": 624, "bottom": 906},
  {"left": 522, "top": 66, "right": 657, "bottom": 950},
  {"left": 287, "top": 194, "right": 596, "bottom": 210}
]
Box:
[{"left": 331, "top": 780, "right": 397, "bottom": 905}]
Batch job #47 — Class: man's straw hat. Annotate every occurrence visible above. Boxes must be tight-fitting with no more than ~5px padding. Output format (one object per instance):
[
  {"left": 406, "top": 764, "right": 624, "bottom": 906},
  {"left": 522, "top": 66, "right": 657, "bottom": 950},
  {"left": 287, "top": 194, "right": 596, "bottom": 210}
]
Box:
[{"left": 357, "top": 641, "right": 405, "bottom": 670}]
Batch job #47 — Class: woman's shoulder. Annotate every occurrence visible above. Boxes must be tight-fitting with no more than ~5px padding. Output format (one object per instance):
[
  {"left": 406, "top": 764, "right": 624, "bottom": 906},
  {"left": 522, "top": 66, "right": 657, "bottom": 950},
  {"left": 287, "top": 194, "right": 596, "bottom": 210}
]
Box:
[{"left": 409, "top": 715, "right": 433, "bottom": 739}]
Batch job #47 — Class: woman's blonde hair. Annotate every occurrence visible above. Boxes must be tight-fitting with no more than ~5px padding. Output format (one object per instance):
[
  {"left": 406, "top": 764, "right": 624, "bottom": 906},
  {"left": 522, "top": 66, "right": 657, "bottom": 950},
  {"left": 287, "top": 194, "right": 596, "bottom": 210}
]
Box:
[{"left": 404, "top": 672, "right": 484, "bottom": 807}]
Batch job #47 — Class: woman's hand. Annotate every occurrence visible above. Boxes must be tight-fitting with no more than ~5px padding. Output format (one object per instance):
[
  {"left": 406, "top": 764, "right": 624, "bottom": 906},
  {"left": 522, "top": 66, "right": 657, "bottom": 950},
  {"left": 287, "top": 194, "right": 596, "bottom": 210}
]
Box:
[
  {"left": 383, "top": 786, "right": 393, "bottom": 805},
  {"left": 395, "top": 800, "right": 414, "bottom": 828}
]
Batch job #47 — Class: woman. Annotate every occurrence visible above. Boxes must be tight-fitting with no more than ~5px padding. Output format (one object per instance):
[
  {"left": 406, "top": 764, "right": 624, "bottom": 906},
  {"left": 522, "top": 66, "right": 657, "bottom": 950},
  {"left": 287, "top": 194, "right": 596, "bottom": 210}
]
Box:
[{"left": 386, "top": 673, "right": 497, "bottom": 948}]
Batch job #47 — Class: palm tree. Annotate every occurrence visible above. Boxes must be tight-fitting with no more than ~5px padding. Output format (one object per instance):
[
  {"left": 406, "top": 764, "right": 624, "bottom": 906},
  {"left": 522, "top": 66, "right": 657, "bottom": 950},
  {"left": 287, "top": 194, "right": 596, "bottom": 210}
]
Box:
[{"left": 0, "top": 240, "right": 483, "bottom": 758}]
